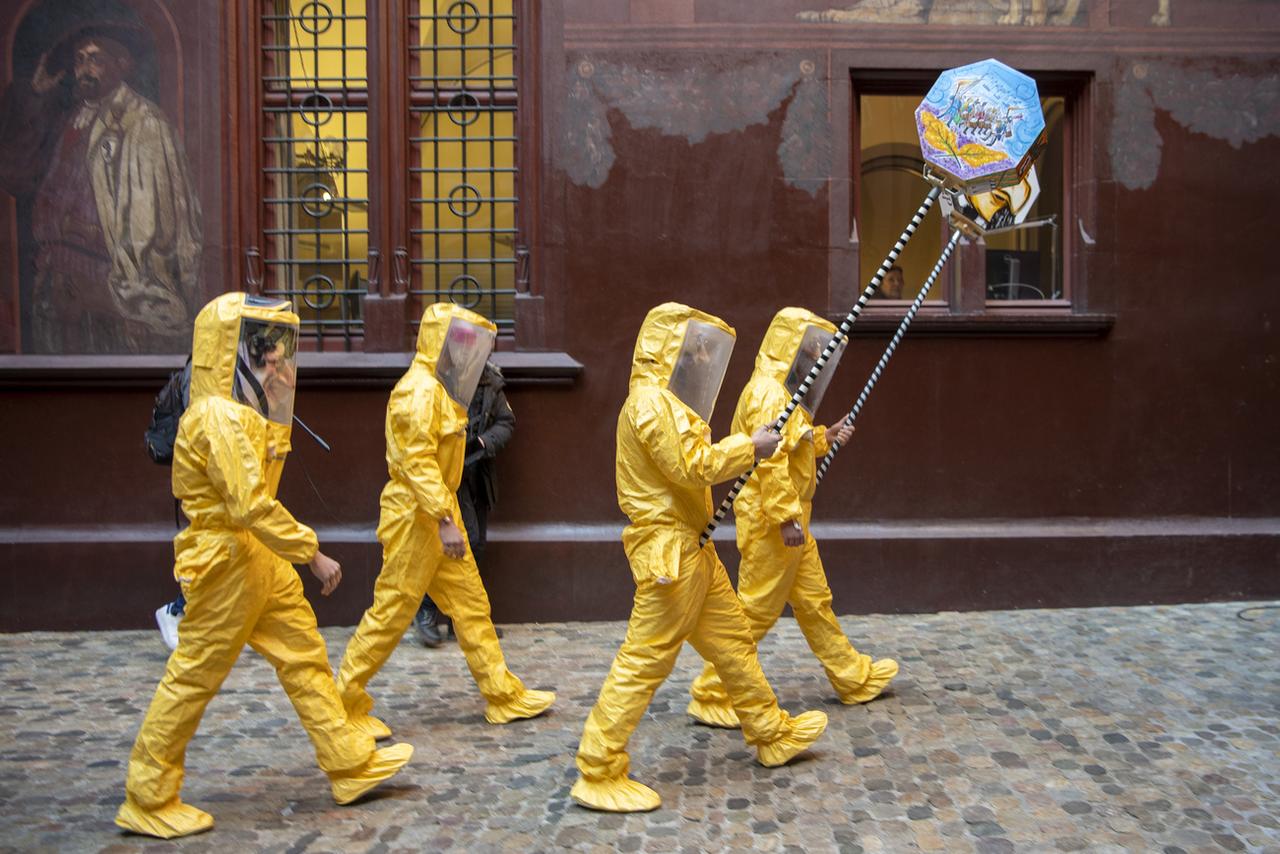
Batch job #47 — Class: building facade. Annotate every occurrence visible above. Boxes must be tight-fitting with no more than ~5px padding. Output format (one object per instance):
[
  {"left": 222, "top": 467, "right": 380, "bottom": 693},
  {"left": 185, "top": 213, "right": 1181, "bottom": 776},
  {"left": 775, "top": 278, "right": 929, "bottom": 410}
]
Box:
[{"left": 2, "top": 0, "right": 1277, "bottom": 630}]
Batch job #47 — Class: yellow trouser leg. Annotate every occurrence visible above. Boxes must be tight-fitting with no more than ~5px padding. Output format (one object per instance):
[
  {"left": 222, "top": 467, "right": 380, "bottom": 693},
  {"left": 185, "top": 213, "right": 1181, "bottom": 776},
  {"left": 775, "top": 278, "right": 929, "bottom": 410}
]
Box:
[
  {"left": 691, "top": 511, "right": 874, "bottom": 708},
  {"left": 685, "top": 549, "right": 790, "bottom": 747},
  {"left": 336, "top": 508, "right": 436, "bottom": 718},
  {"left": 688, "top": 529, "right": 799, "bottom": 708},
  {"left": 787, "top": 538, "right": 872, "bottom": 700},
  {"left": 578, "top": 546, "right": 791, "bottom": 784},
  {"left": 249, "top": 552, "right": 374, "bottom": 776},
  {"left": 124, "top": 541, "right": 266, "bottom": 811},
  {"left": 576, "top": 556, "right": 710, "bottom": 784},
  {"left": 426, "top": 551, "right": 526, "bottom": 706}
]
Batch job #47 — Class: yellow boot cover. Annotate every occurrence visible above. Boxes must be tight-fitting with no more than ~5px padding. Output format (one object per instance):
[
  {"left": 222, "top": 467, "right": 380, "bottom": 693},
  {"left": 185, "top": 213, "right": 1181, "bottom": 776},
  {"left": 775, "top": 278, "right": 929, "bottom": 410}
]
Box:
[
  {"left": 114, "top": 797, "right": 213, "bottom": 839},
  {"left": 757, "top": 709, "right": 828, "bottom": 767},
  {"left": 686, "top": 696, "right": 741, "bottom": 729},
  {"left": 337, "top": 303, "right": 542, "bottom": 725},
  {"left": 689, "top": 307, "right": 898, "bottom": 717},
  {"left": 485, "top": 688, "right": 557, "bottom": 724},
  {"left": 570, "top": 776, "right": 662, "bottom": 813},
  {"left": 576, "top": 304, "right": 820, "bottom": 809},
  {"left": 841, "top": 658, "right": 900, "bottom": 704},
  {"left": 331, "top": 742, "right": 415, "bottom": 805}
]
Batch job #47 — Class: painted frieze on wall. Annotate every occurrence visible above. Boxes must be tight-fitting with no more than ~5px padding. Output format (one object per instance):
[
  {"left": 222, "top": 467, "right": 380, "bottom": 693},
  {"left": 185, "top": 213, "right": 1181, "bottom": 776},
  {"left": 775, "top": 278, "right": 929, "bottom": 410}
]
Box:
[{"left": 795, "top": 0, "right": 1172, "bottom": 27}]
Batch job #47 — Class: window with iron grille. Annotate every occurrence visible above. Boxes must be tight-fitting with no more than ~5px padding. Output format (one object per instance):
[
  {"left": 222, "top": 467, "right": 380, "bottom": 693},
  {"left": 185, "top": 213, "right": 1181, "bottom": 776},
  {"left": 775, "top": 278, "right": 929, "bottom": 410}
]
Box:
[
  {"left": 261, "top": 0, "right": 370, "bottom": 349},
  {"left": 409, "top": 1, "right": 518, "bottom": 335},
  {"left": 257, "top": 0, "right": 520, "bottom": 349}
]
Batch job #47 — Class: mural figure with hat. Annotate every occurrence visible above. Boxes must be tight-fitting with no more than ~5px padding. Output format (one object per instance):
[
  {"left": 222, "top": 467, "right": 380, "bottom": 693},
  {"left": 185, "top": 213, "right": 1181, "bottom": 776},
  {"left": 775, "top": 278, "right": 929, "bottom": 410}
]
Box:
[{"left": 0, "top": 7, "right": 202, "bottom": 354}]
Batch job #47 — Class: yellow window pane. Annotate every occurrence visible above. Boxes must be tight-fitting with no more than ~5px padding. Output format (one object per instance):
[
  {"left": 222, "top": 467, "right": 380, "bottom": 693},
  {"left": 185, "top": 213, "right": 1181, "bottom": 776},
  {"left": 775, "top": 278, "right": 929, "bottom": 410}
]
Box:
[
  {"left": 412, "top": 0, "right": 515, "bottom": 89},
  {"left": 411, "top": 107, "right": 516, "bottom": 326},
  {"left": 262, "top": 107, "right": 370, "bottom": 337},
  {"left": 859, "top": 95, "right": 945, "bottom": 302},
  {"left": 267, "top": 0, "right": 368, "bottom": 89}
]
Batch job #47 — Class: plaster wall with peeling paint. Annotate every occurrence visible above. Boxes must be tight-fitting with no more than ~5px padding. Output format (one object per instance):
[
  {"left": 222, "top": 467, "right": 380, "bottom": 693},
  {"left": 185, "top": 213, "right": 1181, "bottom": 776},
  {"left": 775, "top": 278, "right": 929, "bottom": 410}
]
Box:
[{"left": 525, "top": 1, "right": 1280, "bottom": 616}]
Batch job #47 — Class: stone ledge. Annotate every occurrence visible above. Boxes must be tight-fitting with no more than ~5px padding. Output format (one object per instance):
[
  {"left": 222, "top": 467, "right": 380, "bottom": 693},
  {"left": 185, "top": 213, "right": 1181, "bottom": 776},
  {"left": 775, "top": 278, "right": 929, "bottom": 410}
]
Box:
[
  {"left": 0, "top": 350, "right": 584, "bottom": 389},
  {"left": 842, "top": 311, "right": 1115, "bottom": 338},
  {"left": 4, "top": 516, "right": 1276, "bottom": 545}
]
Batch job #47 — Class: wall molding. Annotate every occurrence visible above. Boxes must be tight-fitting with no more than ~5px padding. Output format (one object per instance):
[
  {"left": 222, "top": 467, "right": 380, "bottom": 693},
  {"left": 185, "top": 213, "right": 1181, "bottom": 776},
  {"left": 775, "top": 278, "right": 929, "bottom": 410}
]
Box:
[{"left": 5, "top": 516, "right": 1277, "bottom": 545}]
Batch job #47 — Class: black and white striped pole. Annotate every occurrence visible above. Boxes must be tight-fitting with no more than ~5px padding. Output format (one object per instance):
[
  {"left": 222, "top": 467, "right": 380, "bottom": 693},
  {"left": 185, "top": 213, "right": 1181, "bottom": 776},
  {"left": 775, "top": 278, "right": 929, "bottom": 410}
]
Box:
[
  {"left": 815, "top": 228, "right": 962, "bottom": 485},
  {"left": 697, "top": 59, "right": 1048, "bottom": 545},
  {"left": 698, "top": 184, "right": 942, "bottom": 547}
]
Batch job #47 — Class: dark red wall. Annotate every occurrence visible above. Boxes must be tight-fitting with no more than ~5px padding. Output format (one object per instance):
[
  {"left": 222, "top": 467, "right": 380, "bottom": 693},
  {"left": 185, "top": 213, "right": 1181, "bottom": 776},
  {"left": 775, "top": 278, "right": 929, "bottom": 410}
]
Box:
[{"left": 2, "top": 2, "right": 1278, "bottom": 630}]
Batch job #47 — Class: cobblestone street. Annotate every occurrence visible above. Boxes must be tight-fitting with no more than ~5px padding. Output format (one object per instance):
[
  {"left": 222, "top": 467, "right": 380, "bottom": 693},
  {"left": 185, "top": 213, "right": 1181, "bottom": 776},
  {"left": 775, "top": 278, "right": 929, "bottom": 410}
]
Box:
[{"left": 1, "top": 602, "right": 1278, "bottom": 853}]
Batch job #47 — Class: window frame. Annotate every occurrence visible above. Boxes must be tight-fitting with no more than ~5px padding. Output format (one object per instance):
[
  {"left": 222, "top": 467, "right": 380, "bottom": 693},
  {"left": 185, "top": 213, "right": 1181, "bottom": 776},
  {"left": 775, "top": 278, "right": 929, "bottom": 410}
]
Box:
[
  {"left": 234, "top": 0, "right": 545, "bottom": 353},
  {"left": 256, "top": 0, "right": 374, "bottom": 352},
  {"left": 405, "top": 1, "right": 521, "bottom": 338},
  {"left": 846, "top": 68, "right": 1109, "bottom": 337}
]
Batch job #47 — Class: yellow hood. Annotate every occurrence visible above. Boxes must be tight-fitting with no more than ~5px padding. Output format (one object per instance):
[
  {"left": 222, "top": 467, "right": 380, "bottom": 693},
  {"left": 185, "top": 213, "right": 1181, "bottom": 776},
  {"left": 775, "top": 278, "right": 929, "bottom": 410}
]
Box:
[
  {"left": 189, "top": 292, "right": 298, "bottom": 404},
  {"left": 628, "top": 302, "right": 735, "bottom": 392},
  {"left": 753, "top": 307, "right": 837, "bottom": 386},
  {"left": 413, "top": 302, "right": 498, "bottom": 370}
]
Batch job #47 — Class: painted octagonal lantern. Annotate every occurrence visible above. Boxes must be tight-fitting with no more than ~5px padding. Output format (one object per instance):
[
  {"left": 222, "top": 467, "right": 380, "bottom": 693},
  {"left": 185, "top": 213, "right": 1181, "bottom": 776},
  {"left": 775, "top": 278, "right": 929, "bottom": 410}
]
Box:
[{"left": 916, "top": 58, "right": 1047, "bottom": 195}]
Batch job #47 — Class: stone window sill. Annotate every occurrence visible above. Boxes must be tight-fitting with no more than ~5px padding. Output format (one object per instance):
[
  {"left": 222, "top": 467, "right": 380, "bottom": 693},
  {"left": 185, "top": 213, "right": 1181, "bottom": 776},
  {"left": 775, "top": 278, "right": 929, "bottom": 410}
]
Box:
[
  {"left": 847, "top": 308, "right": 1114, "bottom": 338},
  {"left": 0, "top": 351, "right": 584, "bottom": 389}
]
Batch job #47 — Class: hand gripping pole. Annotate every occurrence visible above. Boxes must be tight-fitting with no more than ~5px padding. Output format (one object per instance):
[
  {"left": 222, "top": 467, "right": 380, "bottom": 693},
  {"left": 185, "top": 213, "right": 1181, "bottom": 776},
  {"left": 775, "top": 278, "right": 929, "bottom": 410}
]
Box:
[
  {"left": 698, "top": 184, "right": 942, "bottom": 547},
  {"left": 815, "top": 228, "right": 962, "bottom": 485}
]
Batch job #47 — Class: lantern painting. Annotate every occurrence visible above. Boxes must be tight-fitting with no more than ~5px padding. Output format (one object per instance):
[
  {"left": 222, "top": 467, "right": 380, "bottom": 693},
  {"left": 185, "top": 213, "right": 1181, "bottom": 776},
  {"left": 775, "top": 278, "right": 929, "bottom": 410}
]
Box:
[{"left": 916, "top": 58, "right": 1047, "bottom": 195}]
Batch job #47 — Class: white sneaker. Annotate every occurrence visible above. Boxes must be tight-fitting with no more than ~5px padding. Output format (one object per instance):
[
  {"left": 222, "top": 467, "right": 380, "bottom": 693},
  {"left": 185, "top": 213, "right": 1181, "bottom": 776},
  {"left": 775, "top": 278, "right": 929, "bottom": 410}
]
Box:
[{"left": 155, "top": 604, "right": 182, "bottom": 651}]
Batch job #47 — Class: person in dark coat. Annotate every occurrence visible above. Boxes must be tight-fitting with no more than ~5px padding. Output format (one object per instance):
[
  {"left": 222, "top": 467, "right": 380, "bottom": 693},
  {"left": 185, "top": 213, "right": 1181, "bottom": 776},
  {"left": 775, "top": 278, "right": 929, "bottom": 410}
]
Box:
[{"left": 414, "top": 360, "right": 515, "bottom": 646}]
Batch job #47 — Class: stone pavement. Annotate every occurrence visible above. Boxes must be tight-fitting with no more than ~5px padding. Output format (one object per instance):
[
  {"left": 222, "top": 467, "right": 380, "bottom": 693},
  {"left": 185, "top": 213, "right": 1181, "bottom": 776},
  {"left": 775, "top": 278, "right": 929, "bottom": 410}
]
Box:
[{"left": 1, "top": 602, "right": 1278, "bottom": 853}]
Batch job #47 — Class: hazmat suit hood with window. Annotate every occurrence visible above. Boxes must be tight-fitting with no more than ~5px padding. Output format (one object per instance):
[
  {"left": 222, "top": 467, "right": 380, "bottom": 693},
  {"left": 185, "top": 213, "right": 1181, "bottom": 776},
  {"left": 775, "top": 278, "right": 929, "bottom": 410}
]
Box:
[
  {"left": 629, "top": 302, "right": 736, "bottom": 422},
  {"left": 415, "top": 302, "right": 497, "bottom": 409}
]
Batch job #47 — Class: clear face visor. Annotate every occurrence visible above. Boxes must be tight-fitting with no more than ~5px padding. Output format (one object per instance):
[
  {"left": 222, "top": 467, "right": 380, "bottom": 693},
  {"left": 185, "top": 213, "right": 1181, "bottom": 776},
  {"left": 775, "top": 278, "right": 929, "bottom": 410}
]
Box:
[
  {"left": 785, "top": 326, "right": 845, "bottom": 415},
  {"left": 233, "top": 318, "right": 298, "bottom": 425},
  {"left": 666, "top": 320, "right": 735, "bottom": 423},
  {"left": 435, "top": 317, "right": 496, "bottom": 406}
]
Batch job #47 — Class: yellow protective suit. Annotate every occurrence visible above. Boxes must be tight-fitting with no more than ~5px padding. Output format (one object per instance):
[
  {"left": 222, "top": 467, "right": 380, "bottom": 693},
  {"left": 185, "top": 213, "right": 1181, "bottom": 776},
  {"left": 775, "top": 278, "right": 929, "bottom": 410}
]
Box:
[
  {"left": 336, "top": 303, "right": 554, "bottom": 735},
  {"left": 687, "top": 308, "right": 898, "bottom": 730},
  {"left": 571, "top": 303, "right": 828, "bottom": 814},
  {"left": 117, "top": 293, "right": 412, "bottom": 840}
]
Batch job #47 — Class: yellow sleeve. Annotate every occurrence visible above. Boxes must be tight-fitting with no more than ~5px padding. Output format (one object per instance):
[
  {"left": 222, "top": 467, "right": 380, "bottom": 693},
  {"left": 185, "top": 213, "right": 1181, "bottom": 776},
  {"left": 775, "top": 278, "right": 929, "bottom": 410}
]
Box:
[
  {"left": 389, "top": 383, "right": 455, "bottom": 521},
  {"left": 263, "top": 421, "right": 294, "bottom": 499},
  {"left": 202, "top": 407, "right": 318, "bottom": 564},
  {"left": 632, "top": 392, "right": 755, "bottom": 488},
  {"left": 743, "top": 383, "right": 805, "bottom": 526},
  {"left": 812, "top": 424, "right": 831, "bottom": 458}
]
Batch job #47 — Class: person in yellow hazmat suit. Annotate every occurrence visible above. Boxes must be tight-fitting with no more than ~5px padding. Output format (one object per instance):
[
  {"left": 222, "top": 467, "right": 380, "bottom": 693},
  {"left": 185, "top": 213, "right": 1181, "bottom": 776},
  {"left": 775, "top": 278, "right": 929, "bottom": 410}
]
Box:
[
  {"left": 335, "top": 303, "right": 554, "bottom": 738},
  {"left": 116, "top": 292, "right": 413, "bottom": 840},
  {"left": 571, "top": 302, "right": 831, "bottom": 814},
  {"left": 686, "top": 307, "right": 899, "bottom": 730}
]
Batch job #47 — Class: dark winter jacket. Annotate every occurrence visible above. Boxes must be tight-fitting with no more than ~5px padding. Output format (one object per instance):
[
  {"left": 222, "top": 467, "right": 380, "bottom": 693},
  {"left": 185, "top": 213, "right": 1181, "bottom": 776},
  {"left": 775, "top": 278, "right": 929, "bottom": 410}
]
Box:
[{"left": 462, "top": 361, "right": 514, "bottom": 509}]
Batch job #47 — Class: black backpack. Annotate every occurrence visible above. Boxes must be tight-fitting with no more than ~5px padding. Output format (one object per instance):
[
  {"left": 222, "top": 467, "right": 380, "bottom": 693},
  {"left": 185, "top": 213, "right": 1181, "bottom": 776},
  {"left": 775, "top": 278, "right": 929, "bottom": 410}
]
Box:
[{"left": 144, "top": 358, "right": 192, "bottom": 465}]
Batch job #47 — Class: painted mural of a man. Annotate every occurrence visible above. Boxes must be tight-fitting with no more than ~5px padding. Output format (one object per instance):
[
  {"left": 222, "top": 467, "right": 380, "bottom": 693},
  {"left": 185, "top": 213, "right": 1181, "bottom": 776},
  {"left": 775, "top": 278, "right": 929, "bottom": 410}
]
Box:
[{"left": 0, "top": 24, "right": 202, "bottom": 353}]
